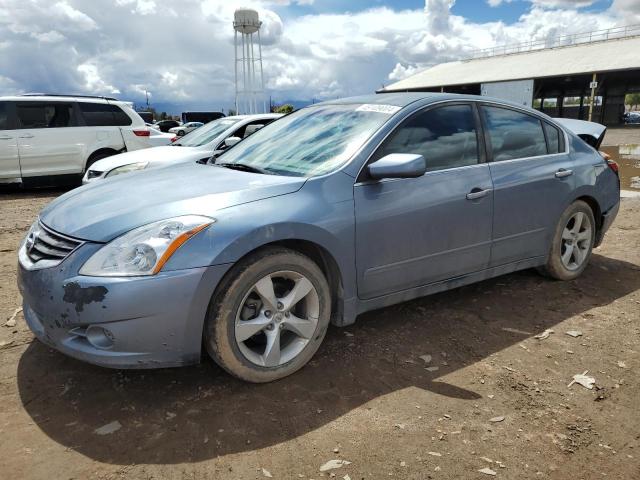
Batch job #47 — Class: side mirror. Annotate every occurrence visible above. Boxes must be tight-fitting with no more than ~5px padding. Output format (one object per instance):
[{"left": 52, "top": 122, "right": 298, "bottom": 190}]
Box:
[
  {"left": 367, "top": 153, "right": 426, "bottom": 180},
  {"left": 224, "top": 136, "right": 241, "bottom": 148}
]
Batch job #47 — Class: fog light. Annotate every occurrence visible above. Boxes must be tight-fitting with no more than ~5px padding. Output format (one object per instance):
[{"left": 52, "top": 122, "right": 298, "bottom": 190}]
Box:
[{"left": 86, "top": 325, "right": 114, "bottom": 350}]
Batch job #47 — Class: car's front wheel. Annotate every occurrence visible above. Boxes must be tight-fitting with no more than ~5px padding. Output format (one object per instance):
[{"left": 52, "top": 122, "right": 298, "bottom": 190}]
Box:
[
  {"left": 540, "top": 200, "right": 596, "bottom": 280},
  {"left": 204, "top": 247, "right": 331, "bottom": 383},
  {"left": 177, "top": 130, "right": 185, "bottom": 136}
]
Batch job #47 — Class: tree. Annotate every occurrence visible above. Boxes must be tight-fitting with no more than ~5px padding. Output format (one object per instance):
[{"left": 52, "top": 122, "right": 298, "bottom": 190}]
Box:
[
  {"left": 272, "top": 104, "right": 294, "bottom": 114},
  {"left": 626, "top": 93, "right": 640, "bottom": 111}
]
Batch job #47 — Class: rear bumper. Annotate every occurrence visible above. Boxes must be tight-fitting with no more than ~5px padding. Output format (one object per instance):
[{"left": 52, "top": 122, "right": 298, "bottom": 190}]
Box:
[
  {"left": 18, "top": 243, "right": 230, "bottom": 369},
  {"left": 595, "top": 199, "right": 620, "bottom": 247}
]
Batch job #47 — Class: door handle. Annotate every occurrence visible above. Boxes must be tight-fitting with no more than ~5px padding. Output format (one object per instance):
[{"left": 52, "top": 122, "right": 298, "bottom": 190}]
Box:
[
  {"left": 466, "top": 188, "right": 492, "bottom": 200},
  {"left": 555, "top": 168, "right": 573, "bottom": 178},
  {"left": 19, "top": 133, "right": 34, "bottom": 139},
  {"left": 0, "top": 135, "right": 12, "bottom": 140}
]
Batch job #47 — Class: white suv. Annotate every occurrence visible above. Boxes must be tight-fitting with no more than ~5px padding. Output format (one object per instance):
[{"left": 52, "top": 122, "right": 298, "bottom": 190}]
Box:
[{"left": 0, "top": 94, "right": 150, "bottom": 186}]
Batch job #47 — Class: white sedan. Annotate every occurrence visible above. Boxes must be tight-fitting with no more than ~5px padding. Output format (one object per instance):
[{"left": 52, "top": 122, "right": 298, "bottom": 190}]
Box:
[
  {"left": 83, "top": 114, "right": 282, "bottom": 183},
  {"left": 146, "top": 124, "right": 175, "bottom": 146},
  {"left": 169, "top": 121, "right": 204, "bottom": 136}
]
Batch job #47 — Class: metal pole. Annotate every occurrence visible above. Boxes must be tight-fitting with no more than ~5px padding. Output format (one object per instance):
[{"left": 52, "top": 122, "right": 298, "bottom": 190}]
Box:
[
  {"left": 250, "top": 33, "right": 256, "bottom": 114},
  {"left": 588, "top": 73, "right": 597, "bottom": 121},
  {"left": 234, "top": 30, "right": 238, "bottom": 114},
  {"left": 258, "top": 29, "right": 265, "bottom": 113},
  {"left": 241, "top": 32, "right": 247, "bottom": 114}
]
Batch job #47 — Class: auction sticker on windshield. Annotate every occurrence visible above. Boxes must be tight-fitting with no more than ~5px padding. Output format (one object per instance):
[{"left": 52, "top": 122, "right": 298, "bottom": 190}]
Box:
[{"left": 356, "top": 104, "right": 402, "bottom": 115}]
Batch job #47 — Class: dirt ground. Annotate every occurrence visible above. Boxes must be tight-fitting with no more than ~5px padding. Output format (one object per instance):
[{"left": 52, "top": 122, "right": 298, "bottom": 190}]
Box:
[{"left": 1, "top": 189, "right": 639, "bottom": 480}]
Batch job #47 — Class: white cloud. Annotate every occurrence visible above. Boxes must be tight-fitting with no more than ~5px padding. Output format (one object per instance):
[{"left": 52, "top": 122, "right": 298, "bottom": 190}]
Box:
[
  {"left": 52, "top": 1, "right": 98, "bottom": 30},
  {"left": 0, "top": 0, "right": 631, "bottom": 111},
  {"left": 489, "top": 0, "right": 597, "bottom": 7},
  {"left": 77, "top": 64, "right": 121, "bottom": 94}
]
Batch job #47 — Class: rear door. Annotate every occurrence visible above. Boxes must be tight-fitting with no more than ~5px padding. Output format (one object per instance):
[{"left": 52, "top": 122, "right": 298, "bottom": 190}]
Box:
[
  {"left": 15, "top": 101, "right": 85, "bottom": 177},
  {"left": 354, "top": 103, "right": 494, "bottom": 299},
  {"left": 480, "top": 104, "right": 575, "bottom": 266},
  {"left": 0, "top": 101, "right": 21, "bottom": 181}
]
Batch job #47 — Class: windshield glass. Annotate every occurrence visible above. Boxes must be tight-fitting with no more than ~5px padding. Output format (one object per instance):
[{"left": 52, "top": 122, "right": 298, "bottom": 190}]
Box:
[
  {"left": 176, "top": 118, "right": 241, "bottom": 147},
  {"left": 216, "top": 104, "right": 395, "bottom": 176}
]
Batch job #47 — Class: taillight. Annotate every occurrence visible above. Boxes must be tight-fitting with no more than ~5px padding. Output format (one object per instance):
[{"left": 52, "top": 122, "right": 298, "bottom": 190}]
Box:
[
  {"left": 133, "top": 129, "right": 150, "bottom": 137},
  {"left": 171, "top": 136, "right": 178, "bottom": 143},
  {"left": 606, "top": 159, "right": 619, "bottom": 174}
]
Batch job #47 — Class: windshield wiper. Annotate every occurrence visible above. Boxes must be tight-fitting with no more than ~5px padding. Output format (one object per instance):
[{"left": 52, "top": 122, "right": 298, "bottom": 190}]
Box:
[{"left": 216, "top": 162, "right": 270, "bottom": 175}]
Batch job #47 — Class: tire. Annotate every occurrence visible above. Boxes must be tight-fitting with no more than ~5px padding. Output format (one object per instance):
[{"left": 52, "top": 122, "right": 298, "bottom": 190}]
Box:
[
  {"left": 539, "top": 200, "right": 596, "bottom": 281},
  {"left": 85, "top": 150, "right": 116, "bottom": 173},
  {"left": 204, "top": 247, "right": 332, "bottom": 383},
  {"left": 177, "top": 130, "right": 185, "bottom": 137}
]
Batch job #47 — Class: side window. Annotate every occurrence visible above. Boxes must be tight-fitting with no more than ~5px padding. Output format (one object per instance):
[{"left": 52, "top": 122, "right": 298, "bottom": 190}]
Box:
[
  {"left": 543, "top": 122, "right": 563, "bottom": 154},
  {"left": 16, "top": 102, "right": 77, "bottom": 129},
  {"left": 235, "top": 120, "right": 272, "bottom": 139},
  {"left": 375, "top": 104, "right": 480, "bottom": 172},
  {"left": 0, "top": 102, "right": 8, "bottom": 130},
  {"left": 482, "top": 106, "right": 548, "bottom": 161},
  {"left": 79, "top": 103, "right": 132, "bottom": 127}
]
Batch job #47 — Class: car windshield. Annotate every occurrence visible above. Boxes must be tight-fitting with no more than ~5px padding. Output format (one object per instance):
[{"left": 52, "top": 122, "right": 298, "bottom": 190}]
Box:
[
  {"left": 175, "top": 118, "right": 241, "bottom": 147},
  {"left": 215, "top": 104, "right": 395, "bottom": 177}
]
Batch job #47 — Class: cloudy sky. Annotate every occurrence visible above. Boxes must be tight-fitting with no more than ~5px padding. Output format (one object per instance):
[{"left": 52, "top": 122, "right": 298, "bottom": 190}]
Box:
[{"left": 0, "top": 0, "right": 638, "bottom": 113}]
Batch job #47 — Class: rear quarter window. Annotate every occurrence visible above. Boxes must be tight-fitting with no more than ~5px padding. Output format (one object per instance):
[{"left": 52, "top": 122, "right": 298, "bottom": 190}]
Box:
[
  {"left": 79, "top": 102, "right": 132, "bottom": 127},
  {"left": 543, "top": 122, "right": 563, "bottom": 154}
]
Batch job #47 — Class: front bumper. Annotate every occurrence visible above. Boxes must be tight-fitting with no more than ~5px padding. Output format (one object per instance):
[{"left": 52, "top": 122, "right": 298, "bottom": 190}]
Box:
[{"left": 18, "top": 242, "right": 230, "bottom": 369}]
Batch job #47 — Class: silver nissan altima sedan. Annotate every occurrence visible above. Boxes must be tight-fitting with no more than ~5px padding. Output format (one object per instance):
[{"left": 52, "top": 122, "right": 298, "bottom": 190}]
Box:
[{"left": 17, "top": 93, "right": 620, "bottom": 383}]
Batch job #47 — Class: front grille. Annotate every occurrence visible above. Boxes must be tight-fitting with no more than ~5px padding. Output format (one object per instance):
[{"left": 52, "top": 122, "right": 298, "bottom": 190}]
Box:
[{"left": 25, "top": 222, "right": 83, "bottom": 266}]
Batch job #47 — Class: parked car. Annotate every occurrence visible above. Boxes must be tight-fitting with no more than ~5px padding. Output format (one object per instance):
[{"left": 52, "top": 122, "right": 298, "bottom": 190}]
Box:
[
  {"left": 148, "top": 125, "right": 176, "bottom": 147},
  {"left": 83, "top": 114, "right": 281, "bottom": 183},
  {"left": 181, "top": 111, "right": 225, "bottom": 124},
  {"left": 18, "top": 93, "right": 619, "bottom": 383},
  {"left": 169, "top": 121, "right": 203, "bottom": 136},
  {"left": 0, "top": 94, "right": 149, "bottom": 186},
  {"left": 153, "top": 119, "right": 181, "bottom": 133},
  {"left": 623, "top": 111, "right": 640, "bottom": 124}
]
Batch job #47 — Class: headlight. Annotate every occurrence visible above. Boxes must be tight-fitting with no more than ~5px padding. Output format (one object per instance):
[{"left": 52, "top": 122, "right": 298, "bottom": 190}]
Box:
[
  {"left": 106, "top": 162, "right": 149, "bottom": 178},
  {"left": 79, "top": 216, "right": 213, "bottom": 277}
]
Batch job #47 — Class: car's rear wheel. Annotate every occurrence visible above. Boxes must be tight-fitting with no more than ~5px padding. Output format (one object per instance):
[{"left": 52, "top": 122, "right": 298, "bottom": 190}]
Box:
[
  {"left": 177, "top": 130, "right": 185, "bottom": 136},
  {"left": 540, "top": 200, "right": 596, "bottom": 280},
  {"left": 204, "top": 247, "right": 331, "bottom": 383}
]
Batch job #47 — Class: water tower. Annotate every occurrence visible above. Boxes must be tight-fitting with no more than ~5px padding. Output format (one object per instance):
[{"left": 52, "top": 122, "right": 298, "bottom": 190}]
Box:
[{"left": 233, "top": 9, "right": 265, "bottom": 114}]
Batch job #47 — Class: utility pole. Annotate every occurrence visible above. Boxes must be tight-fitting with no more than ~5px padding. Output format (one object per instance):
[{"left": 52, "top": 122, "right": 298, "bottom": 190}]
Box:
[{"left": 588, "top": 73, "right": 598, "bottom": 121}]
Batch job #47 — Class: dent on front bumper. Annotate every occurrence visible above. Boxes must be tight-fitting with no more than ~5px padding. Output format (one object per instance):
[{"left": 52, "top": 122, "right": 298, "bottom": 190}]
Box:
[{"left": 17, "top": 242, "right": 230, "bottom": 369}]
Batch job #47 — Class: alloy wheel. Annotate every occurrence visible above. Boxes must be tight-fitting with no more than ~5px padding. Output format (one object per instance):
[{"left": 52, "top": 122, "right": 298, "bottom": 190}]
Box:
[
  {"left": 234, "top": 270, "right": 320, "bottom": 367},
  {"left": 560, "top": 211, "right": 593, "bottom": 271}
]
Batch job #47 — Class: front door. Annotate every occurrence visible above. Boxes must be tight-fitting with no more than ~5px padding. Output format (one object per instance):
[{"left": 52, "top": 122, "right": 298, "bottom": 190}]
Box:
[
  {"left": 479, "top": 105, "right": 576, "bottom": 266},
  {"left": 354, "top": 103, "right": 494, "bottom": 300},
  {"left": 0, "top": 101, "right": 21, "bottom": 181}
]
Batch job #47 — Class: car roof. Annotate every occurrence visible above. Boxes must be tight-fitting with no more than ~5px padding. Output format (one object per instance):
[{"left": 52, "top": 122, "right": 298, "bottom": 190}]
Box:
[
  {"left": 315, "top": 92, "right": 449, "bottom": 108},
  {"left": 0, "top": 94, "right": 129, "bottom": 105},
  {"left": 224, "top": 113, "right": 283, "bottom": 120},
  {"left": 312, "top": 92, "right": 545, "bottom": 110}
]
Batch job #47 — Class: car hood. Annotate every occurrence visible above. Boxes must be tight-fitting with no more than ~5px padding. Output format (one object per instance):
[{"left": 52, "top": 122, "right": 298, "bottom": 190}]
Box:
[
  {"left": 90, "top": 146, "right": 210, "bottom": 173},
  {"left": 40, "top": 162, "right": 306, "bottom": 242}
]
